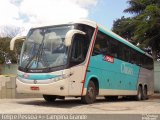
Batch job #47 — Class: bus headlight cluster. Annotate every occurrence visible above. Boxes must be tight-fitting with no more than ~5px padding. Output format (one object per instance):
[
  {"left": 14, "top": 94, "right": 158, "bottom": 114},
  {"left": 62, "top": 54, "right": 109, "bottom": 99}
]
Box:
[{"left": 53, "top": 74, "right": 71, "bottom": 82}]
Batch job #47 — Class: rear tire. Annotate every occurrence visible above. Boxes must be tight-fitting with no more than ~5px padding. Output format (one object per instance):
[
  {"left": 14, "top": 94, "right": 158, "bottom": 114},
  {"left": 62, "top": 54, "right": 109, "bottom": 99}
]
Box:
[
  {"left": 143, "top": 86, "right": 148, "bottom": 100},
  {"left": 81, "top": 81, "right": 96, "bottom": 104},
  {"left": 136, "top": 86, "right": 143, "bottom": 101},
  {"left": 43, "top": 95, "right": 57, "bottom": 102}
]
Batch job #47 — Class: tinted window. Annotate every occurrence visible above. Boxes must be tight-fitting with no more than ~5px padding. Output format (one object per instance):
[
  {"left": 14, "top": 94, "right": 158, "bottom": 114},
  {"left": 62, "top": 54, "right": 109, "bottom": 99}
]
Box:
[
  {"left": 109, "top": 39, "right": 119, "bottom": 58},
  {"left": 92, "top": 30, "right": 153, "bottom": 70},
  {"left": 74, "top": 24, "right": 94, "bottom": 47},
  {"left": 70, "top": 24, "right": 95, "bottom": 66},
  {"left": 122, "top": 45, "right": 130, "bottom": 62},
  {"left": 130, "top": 49, "right": 138, "bottom": 64},
  {"left": 71, "top": 35, "right": 85, "bottom": 62},
  {"left": 92, "top": 31, "right": 109, "bottom": 56}
]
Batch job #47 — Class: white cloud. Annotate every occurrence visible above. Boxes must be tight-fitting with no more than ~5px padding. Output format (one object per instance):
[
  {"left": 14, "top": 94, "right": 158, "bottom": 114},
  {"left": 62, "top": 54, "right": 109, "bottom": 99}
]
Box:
[
  {"left": 0, "top": 0, "right": 20, "bottom": 26},
  {"left": 72, "top": 0, "right": 97, "bottom": 7},
  {"left": 19, "top": 0, "right": 89, "bottom": 26},
  {"left": 0, "top": 0, "right": 97, "bottom": 29}
]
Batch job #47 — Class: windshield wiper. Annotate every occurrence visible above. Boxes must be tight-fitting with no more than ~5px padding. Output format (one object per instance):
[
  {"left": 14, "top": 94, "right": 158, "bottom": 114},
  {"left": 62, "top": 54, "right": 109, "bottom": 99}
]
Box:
[
  {"left": 36, "top": 41, "right": 49, "bottom": 68},
  {"left": 24, "top": 37, "right": 49, "bottom": 71}
]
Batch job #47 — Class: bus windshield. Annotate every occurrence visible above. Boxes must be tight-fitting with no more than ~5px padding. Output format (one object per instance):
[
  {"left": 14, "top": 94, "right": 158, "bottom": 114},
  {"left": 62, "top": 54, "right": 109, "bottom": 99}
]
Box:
[{"left": 20, "top": 25, "right": 73, "bottom": 70}]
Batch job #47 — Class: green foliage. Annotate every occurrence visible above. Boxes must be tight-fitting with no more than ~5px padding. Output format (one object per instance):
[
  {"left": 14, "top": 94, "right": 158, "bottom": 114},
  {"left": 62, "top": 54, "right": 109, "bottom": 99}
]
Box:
[
  {"left": 112, "top": 0, "right": 160, "bottom": 59},
  {"left": 112, "top": 16, "right": 136, "bottom": 44},
  {"left": 124, "top": 0, "right": 159, "bottom": 15},
  {"left": 133, "top": 3, "right": 160, "bottom": 53},
  {"left": 0, "top": 37, "right": 23, "bottom": 64}
]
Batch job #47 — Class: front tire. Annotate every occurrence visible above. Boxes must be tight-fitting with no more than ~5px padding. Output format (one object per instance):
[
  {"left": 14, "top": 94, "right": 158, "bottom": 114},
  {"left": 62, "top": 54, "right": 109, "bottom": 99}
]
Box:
[
  {"left": 81, "top": 81, "right": 96, "bottom": 104},
  {"left": 43, "top": 95, "right": 57, "bottom": 102}
]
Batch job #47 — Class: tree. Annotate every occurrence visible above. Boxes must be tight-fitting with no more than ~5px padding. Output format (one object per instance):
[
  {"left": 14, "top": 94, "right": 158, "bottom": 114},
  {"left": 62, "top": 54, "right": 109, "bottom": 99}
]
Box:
[
  {"left": 112, "top": 16, "right": 136, "bottom": 44},
  {"left": 113, "top": 0, "right": 160, "bottom": 60},
  {"left": 14, "top": 39, "right": 24, "bottom": 63},
  {"left": 133, "top": 4, "right": 160, "bottom": 58},
  {"left": 123, "top": 0, "right": 158, "bottom": 14},
  {"left": 0, "top": 37, "right": 23, "bottom": 64},
  {"left": 0, "top": 37, "right": 14, "bottom": 64},
  {"left": 0, "top": 26, "right": 24, "bottom": 64},
  {"left": 0, "top": 26, "right": 24, "bottom": 38}
]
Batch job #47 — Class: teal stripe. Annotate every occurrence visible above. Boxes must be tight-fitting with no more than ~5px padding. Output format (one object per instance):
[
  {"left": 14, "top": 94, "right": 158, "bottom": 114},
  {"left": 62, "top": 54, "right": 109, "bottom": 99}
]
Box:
[{"left": 18, "top": 74, "right": 59, "bottom": 80}]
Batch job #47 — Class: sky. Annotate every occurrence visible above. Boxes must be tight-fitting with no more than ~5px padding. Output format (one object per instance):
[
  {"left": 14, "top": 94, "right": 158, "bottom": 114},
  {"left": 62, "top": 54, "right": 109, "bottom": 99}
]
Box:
[
  {"left": 89, "top": 0, "right": 131, "bottom": 29},
  {"left": 0, "top": 0, "right": 131, "bottom": 35}
]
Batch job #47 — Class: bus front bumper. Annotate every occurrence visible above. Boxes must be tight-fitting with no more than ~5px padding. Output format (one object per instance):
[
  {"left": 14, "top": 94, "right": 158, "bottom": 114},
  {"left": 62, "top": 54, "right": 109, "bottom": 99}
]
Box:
[{"left": 16, "top": 78, "right": 69, "bottom": 96}]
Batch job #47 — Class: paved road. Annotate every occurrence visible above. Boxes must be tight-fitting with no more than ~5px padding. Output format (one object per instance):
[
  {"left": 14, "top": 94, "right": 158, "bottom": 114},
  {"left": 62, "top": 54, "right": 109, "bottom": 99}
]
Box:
[{"left": 0, "top": 95, "right": 160, "bottom": 114}]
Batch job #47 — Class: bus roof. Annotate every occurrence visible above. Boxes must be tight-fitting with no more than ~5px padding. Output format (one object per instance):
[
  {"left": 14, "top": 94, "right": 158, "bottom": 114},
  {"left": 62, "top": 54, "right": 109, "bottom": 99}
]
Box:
[{"left": 31, "top": 19, "right": 97, "bottom": 29}]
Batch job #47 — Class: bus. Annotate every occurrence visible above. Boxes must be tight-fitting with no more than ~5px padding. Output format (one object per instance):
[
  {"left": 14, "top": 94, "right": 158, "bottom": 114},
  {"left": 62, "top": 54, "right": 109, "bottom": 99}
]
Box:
[{"left": 10, "top": 19, "right": 154, "bottom": 104}]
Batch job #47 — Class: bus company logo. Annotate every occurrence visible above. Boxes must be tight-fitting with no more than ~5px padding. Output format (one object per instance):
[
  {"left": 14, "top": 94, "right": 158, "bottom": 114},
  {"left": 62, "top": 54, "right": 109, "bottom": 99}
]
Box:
[
  {"left": 23, "top": 73, "right": 29, "bottom": 78},
  {"left": 121, "top": 63, "right": 134, "bottom": 75},
  {"left": 103, "top": 55, "right": 114, "bottom": 63},
  {"left": 34, "top": 80, "right": 37, "bottom": 84}
]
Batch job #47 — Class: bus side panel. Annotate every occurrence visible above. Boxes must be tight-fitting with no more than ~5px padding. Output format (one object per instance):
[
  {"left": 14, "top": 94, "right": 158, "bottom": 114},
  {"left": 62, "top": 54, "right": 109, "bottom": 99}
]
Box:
[
  {"left": 68, "top": 65, "right": 86, "bottom": 96},
  {"left": 84, "top": 55, "right": 140, "bottom": 96},
  {"left": 138, "top": 67, "right": 154, "bottom": 95}
]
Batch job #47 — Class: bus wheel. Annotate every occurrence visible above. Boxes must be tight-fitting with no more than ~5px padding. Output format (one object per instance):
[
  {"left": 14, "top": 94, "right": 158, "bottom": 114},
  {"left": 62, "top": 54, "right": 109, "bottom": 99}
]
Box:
[
  {"left": 136, "top": 86, "right": 143, "bottom": 101},
  {"left": 43, "top": 95, "right": 57, "bottom": 102},
  {"left": 81, "top": 81, "right": 96, "bottom": 104},
  {"left": 143, "top": 86, "right": 148, "bottom": 100}
]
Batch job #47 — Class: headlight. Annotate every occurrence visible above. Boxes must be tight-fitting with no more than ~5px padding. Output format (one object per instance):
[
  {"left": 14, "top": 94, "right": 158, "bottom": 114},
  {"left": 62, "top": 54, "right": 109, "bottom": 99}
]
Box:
[{"left": 52, "top": 73, "right": 72, "bottom": 82}]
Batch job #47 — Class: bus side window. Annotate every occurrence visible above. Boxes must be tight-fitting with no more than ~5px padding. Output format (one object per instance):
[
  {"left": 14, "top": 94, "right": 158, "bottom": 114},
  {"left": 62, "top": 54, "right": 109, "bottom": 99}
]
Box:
[
  {"left": 130, "top": 49, "right": 137, "bottom": 64},
  {"left": 118, "top": 43, "right": 124, "bottom": 60},
  {"left": 136, "top": 53, "right": 141, "bottom": 66},
  {"left": 75, "top": 23, "right": 94, "bottom": 57},
  {"left": 92, "top": 31, "right": 109, "bottom": 56},
  {"left": 108, "top": 39, "right": 119, "bottom": 58},
  {"left": 93, "top": 43, "right": 101, "bottom": 55},
  {"left": 122, "top": 46, "right": 130, "bottom": 63},
  {"left": 70, "top": 34, "right": 86, "bottom": 64},
  {"left": 140, "top": 55, "right": 144, "bottom": 67}
]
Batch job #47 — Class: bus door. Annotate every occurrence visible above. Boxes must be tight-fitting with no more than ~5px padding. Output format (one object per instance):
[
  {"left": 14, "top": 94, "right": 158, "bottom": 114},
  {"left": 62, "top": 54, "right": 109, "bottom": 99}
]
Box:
[{"left": 68, "top": 34, "right": 87, "bottom": 95}]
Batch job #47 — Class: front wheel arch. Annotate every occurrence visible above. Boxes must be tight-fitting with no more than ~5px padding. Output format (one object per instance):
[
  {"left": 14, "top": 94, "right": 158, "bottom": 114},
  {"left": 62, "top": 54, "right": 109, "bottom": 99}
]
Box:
[
  {"left": 90, "top": 78, "right": 99, "bottom": 95},
  {"left": 84, "top": 77, "right": 99, "bottom": 95},
  {"left": 81, "top": 80, "right": 97, "bottom": 104}
]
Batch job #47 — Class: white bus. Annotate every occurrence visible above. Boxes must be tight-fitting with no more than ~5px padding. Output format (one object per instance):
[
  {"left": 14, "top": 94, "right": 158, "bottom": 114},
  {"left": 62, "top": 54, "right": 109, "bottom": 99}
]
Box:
[{"left": 10, "top": 19, "right": 154, "bottom": 104}]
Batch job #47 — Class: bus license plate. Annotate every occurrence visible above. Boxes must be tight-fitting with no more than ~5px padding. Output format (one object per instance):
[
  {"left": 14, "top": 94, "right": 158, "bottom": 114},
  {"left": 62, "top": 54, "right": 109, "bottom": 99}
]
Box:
[{"left": 30, "top": 86, "right": 39, "bottom": 90}]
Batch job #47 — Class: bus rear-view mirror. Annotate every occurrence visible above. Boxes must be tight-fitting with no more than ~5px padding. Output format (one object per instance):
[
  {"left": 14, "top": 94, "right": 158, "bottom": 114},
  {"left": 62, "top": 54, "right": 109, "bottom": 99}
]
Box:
[
  {"left": 10, "top": 36, "right": 26, "bottom": 51},
  {"left": 64, "top": 29, "right": 86, "bottom": 46}
]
